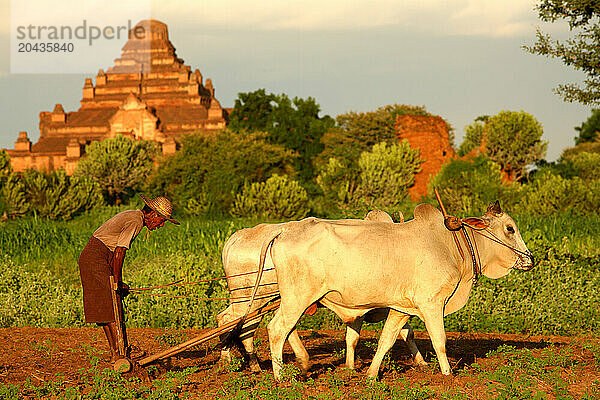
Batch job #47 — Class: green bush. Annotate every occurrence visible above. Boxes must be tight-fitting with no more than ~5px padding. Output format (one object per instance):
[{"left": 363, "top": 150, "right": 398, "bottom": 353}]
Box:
[
  {"left": 428, "top": 156, "right": 520, "bottom": 215},
  {"left": 231, "top": 174, "right": 309, "bottom": 219},
  {"left": 563, "top": 151, "right": 600, "bottom": 180},
  {"left": 315, "top": 157, "right": 359, "bottom": 212},
  {"left": 21, "top": 169, "right": 103, "bottom": 220},
  {"left": 125, "top": 253, "right": 229, "bottom": 329},
  {"left": 561, "top": 141, "right": 600, "bottom": 159},
  {"left": 74, "top": 134, "right": 159, "bottom": 204},
  {"left": 317, "top": 141, "right": 422, "bottom": 213},
  {"left": 184, "top": 193, "right": 214, "bottom": 217},
  {"left": 357, "top": 141, "right": 422, "bottom": 208},
  {"left": 0, "top": 175, "right": 30, "bottom": 218},
  {"left": 457, "top": 118, "right": 486, "bottom": 157},
  {"left": 517, "top": 171, "right": 600, "bottom": 216},
  {"left": 0, "top": 170, "right": 102, "bottom": 220},
  {"left": 150, "top": 130, "right": 296, "bottom": 215},
  {"left": 0, "top": 149, "right": 11, "bottom": 186},
  {"left": 441, "top": 246, "right": 600, "bottom": 335}
]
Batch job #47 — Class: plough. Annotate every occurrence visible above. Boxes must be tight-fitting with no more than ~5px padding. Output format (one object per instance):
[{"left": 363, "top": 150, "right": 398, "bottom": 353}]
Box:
[{"left": 109, "top": 275, "right": 280, "bottom": 373}]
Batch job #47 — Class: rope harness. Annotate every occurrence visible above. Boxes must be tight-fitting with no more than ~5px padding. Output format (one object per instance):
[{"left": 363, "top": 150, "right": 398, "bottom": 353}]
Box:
[{"left": 434, "top": 189, "right": 530, "bottom": 284}]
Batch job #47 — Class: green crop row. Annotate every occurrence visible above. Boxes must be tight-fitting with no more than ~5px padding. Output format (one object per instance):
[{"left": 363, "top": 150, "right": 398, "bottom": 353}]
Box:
[{"left": 0, "top": 209, "right": 599, "bottom": 335}]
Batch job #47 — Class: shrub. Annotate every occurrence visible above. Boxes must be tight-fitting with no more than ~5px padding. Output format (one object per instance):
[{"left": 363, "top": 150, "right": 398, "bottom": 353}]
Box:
[
  {"left": 561, "top": 141, "right": 600, "bottom": 159},
  {"left": 317, "top": 141, "right": 422, "bottom": 212},
  {"left": 516, "top": 171, "right": 600, "bottom": 216},
  {"left": 0, "top": 150, "right": 11, "bottom": 187},
  {"left": 428, "top": 156, "right": 520, "bottom": 215},
  {"left": 231, "top": 174, "right": 309, "bottom": 219},
  {"left": 574, "top": 109, "right": 600, "bottom": 144},
  {"left": 315, "top": 157, "right": 359, "bottom": 212},
  {"left": 0, "top": 170, "right": 102, "bottom": 220},
  {"left": 563, "top": 151, "right": 600, "bottom": 180},
  {"left": 150, "top": 130, "right": 296, "bottom": 215},
  {"left": 20, "top": 169, "right": 103, "bottom": 220},
  {"left": 74, "top": 134, "right": 159, "bottom": 204},
  {"left": 357, "top": 141, "right": 422, "bottom": 208},
  {"left": 517, "top": 171, "right": 573, "bottom": 216},
  {"left": 184, "top": 193, "right": 214, "bottom": 217},
  {"left": 0, "top": 256, "right": 84, "bottom": 327},
  {"left": 0, "top": 175, "right": 30, "bottom": 218}
]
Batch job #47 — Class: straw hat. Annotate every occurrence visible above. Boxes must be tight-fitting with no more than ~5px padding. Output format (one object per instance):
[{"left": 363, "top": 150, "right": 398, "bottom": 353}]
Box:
[{"left": 139, "top": 194, "right": 180, "bottom": 225}]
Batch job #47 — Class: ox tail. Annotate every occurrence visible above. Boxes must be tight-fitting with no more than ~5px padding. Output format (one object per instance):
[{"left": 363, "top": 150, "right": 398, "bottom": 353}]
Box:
[{"left": 223, "top": 228, "right": 282, "bottom": 346}]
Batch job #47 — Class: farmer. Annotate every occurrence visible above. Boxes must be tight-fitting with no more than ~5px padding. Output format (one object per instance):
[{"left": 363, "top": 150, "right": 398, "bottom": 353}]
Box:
[{"left": 78, "top": 194, "right": 179, "bottom": 363}]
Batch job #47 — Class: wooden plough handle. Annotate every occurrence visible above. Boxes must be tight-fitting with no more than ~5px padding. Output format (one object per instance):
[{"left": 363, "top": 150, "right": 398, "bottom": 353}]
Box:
[{"left": 109, "top": 275, "right": 127, "bottom": 356}]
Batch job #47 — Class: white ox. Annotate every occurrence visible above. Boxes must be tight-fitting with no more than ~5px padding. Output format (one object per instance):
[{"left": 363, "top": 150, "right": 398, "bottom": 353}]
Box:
[
  {"left": 256, "top": 202, "right": 534, "bottom": 379},
  {"left": 217, "top": 210, "right": 426, "bottom": 372}
]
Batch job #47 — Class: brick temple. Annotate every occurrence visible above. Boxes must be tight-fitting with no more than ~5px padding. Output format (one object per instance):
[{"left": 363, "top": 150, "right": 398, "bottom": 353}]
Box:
[
  {"left": 395, "top": 114, "right": 456, "bottom": 200},
  {"left": 6, "top": 19, "right": 228, "bottom": 174}
]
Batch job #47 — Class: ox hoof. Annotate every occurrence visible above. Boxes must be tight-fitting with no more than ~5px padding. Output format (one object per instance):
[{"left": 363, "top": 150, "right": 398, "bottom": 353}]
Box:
[{"left": 250, "top": 363, "right": 262, "bottom": 373}]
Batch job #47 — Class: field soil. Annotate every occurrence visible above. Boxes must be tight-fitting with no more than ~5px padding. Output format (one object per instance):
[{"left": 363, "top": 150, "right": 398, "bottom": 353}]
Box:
[{"left": 1, "top": 327, "right": 598, "bottom": 398}]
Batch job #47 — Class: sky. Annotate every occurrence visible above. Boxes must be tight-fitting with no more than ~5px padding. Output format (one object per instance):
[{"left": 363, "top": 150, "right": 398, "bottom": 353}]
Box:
[{"left": 0, "top": 0, "right": 593, "bottom": 160}]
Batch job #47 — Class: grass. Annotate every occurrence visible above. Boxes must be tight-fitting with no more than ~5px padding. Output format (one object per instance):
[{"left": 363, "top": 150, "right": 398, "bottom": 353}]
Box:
[{"left": 0, "top": 207, "right": 599, "bottom": 337}]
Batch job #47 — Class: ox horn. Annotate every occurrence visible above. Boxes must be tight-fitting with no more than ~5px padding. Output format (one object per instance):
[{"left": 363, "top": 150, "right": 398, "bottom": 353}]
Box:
[{"left": 486, "top": 200, "right": 503, "bottom": 216}]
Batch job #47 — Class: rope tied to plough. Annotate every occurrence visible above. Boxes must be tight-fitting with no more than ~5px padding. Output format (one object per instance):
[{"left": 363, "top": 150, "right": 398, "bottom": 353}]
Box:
[
  {"left": 129, "top": 267, "right": 275, "bottom": 294},
  {"left": 130, "top": 291, "right": 280, "bottom": 303}
]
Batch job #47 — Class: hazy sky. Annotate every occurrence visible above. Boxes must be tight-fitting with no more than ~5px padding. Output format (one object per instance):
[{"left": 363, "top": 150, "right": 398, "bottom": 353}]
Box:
[{"left": 0, "top": 0, "right": 592, "bottom": 160}]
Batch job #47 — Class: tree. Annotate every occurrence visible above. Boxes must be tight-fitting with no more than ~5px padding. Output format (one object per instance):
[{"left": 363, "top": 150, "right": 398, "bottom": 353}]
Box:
[
  {"left": 74, "top": 134, "right": 159, "bottom": 204},
  {"left": 149, "top": 130, "right": 296, "bottom": 215},
  {"left": 336, "top": 104, "right": 449, "bottom": 150},
  {"left": 228, "top": 89, "right": 334, "bottom": 181},
  {"left": 329, "top": 105, "right": 454, "bottom": 172},
  {"left": 484, "top": 111, "right": 548, "bottom": 181},
  {"left": 228, "top": 89, "right": 276, "bottom": 132},
  {"left": 574, "top": 109, "right": 600, "bottom": 144},
  {"left": 525, "top": 0, "right": 600, "bottom": 104},
  {"left": 457, "top": 115, "right": 489, "bottom": 157}
]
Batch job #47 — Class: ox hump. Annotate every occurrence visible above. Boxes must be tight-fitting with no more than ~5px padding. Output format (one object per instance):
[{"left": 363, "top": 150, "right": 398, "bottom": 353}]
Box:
[{"left": 413, "top": 203, "right": 443, "bottom": 222}]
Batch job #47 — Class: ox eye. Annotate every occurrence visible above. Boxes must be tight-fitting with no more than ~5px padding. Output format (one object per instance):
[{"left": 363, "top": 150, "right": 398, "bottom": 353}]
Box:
[{"left": 506, "top": 226, "right": 515, "bottom": 234}]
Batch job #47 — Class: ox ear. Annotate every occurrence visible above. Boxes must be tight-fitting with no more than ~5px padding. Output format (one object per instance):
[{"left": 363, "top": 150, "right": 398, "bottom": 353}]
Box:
[
  {"left": 462, "top": 217, "right": 488, "bottom": 230},
  {"left": 486, "top": 200, "right": 503, "bottom": 216}
]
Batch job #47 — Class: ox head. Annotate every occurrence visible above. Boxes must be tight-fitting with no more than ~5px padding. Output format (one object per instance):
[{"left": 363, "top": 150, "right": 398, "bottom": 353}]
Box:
[{"left": 478, "top": 201, "right": 534, "bottom": 279}]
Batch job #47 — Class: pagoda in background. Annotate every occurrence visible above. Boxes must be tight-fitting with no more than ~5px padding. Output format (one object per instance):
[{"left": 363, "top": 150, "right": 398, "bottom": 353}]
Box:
[{"left": 6, "top": 19, "right": 228, "bottom": 174}]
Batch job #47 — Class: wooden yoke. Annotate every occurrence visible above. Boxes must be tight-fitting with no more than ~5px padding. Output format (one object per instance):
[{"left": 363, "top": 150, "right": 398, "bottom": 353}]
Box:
[{"left": 109, "top": 275, "right": 127, "bottom": 357}]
